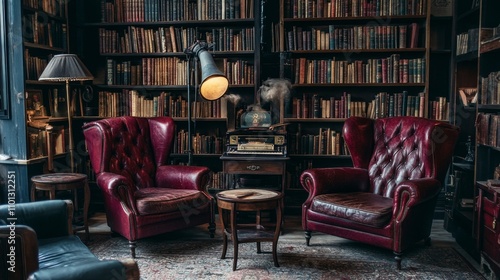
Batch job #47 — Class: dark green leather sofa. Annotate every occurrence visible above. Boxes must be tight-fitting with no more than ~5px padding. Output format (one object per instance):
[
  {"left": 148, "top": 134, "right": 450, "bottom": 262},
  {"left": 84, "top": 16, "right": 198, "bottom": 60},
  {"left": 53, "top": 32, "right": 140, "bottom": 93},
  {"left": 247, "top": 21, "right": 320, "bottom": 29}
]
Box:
[{"left": 0, "top": 200, "right": 139, "bottom": 280}]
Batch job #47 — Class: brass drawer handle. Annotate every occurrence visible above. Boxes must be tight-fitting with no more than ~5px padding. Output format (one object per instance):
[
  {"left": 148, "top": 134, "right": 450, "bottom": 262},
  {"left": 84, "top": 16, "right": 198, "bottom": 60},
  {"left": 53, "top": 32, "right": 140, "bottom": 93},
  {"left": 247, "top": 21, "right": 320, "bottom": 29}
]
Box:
[{"left": 246, "top": 165, "right": 260, "bottom": 171}]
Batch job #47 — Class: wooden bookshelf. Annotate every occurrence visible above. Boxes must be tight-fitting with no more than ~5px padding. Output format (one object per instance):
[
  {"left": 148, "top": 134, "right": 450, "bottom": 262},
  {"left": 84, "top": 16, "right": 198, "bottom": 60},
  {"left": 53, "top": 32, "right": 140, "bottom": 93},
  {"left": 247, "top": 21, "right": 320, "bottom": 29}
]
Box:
[{"left": 445, "top": 0, "right": 500, "bottom": 269}]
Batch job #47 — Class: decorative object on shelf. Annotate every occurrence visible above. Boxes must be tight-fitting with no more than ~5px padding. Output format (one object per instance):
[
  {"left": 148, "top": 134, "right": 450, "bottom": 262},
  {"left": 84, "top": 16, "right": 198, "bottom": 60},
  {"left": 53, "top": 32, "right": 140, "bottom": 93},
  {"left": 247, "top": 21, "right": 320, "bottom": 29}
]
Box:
[
  {"left": 184, "top": 40, "right": 228, "bottom": 165},
  {"left": 26, "top": 89, "right": 46, "bottom": 117},
  {"left": 39, "top": 54, "right": 94, "bottom": 172},
  {"left": 241, "top": 78, "right": 292, "bottom": 128},
  {"left": 464, "top": 135, "right": 475, "bottom": 162},
  {"left": 458, "top": 87, "right": 478, "bottom": 106},
  {"left": 81, "top": 85, "right": 97, "bottom": 116},
  {"left": 431, "top": 0, "right": 453, "bottom": 17},
  {"left": 494, "top": 164, "right": 500, "bottom": 180}
]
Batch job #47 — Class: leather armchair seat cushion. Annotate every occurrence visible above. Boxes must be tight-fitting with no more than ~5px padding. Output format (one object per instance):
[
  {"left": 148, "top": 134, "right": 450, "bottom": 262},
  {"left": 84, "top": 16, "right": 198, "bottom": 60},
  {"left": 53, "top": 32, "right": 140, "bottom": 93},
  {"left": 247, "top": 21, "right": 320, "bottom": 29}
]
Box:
[
  {"left": 38, "top": 236, "right": 99, "bottom": 270},
  {"left": 311, "top": 192, "right": 393, "bottom": 228},
  {"left": 134, "top": 188, "right": 210, "bottom": 215}
]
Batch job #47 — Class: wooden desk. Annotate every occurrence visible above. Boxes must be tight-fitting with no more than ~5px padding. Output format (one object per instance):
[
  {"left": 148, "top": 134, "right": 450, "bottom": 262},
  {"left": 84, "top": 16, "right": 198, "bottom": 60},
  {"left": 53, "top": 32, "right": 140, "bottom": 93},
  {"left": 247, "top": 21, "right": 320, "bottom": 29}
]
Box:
[
  {"left": 476, "top": 181, "right": 500, "bottom": 279},
  {"left": 217, "top": 188, "right": 283, "bottom": 271},
  {"left": 31, "top": 173, "right": 90, "bottom": 240},
  {"left": 220, "top": 155, "right": 289, "bottom": 193}
]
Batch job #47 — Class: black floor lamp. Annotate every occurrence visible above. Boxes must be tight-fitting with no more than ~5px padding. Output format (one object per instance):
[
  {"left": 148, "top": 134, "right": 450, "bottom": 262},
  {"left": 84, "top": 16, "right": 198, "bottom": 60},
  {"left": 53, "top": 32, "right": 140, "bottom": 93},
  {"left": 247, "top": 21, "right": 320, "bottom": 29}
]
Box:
[
  {"left": 39, "top": 54, "right": 94, "bottom": 172},
  {"left": 184, "top": 41, "right": 229, "bottom": 165}
]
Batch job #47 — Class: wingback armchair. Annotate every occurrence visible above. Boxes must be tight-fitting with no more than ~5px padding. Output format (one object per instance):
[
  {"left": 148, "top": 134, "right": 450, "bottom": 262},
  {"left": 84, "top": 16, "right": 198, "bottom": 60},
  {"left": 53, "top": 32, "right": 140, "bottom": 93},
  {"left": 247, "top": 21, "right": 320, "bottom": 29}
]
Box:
[
  {"left": 300, "top": 116, "right": 459, "bottom": 269},
  {"left": 83, "top": 116, "right": 215, "bottom": 257}
]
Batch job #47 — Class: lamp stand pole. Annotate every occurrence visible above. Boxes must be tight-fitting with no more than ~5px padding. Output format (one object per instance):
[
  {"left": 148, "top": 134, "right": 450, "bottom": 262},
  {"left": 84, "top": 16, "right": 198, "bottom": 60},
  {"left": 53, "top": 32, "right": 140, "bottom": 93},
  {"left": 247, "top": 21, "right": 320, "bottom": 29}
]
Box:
[
  {"left": 65, "top": 80, "right": 75, "bottom": 172},
  {"left": 186, "top": 53, "right": 193, "bottom": 166}
]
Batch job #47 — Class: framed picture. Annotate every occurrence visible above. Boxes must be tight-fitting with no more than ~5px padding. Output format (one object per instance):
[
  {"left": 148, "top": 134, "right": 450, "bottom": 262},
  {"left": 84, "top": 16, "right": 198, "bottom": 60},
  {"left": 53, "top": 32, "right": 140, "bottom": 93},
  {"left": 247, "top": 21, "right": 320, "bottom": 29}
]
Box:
[{"left": 26, "top": 89, "right": 46, "bottom": 117}]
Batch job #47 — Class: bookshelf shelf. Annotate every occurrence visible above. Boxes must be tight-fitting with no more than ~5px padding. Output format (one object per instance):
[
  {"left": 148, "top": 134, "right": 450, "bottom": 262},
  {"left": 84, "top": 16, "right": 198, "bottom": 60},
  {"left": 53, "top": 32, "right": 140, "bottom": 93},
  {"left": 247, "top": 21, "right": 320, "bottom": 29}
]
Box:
[
  {"left": 84, "top": 18, "right": 256, "bottom": 27},
  {"left": 480, "top": 38, "right": 500, "bottom": 54},
  {"left": 287, "top": 48, "right": 427, "bottom": 54},
  {"left": 100, "top": 51, "right": 256, "bottom": 57},
  {"left": 446, "top": 0, "right": 500, "bottom": 267},
  {"left": 23, "top": 42, "right": 65, "bottom": 52},
  {"left": 455, "top": 52, "right": 479, "bottom": 63},
  {"left": 284, "top": 118, "right": 346, "bottom": 123},
  {"left": 289, "top": 154, "right": 351, "bottom": 159},
  {"left": 292, "top": 83, "right": 426, "bottom": 87},
  {"left": 283, "top": 15, "right": 427, "bottom": 22}
]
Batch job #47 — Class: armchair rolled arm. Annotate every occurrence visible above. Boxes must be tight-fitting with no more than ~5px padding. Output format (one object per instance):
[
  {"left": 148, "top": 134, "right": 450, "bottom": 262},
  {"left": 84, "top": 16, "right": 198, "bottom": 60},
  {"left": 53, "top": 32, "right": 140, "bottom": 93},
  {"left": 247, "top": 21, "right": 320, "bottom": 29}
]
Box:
[
  {"left": 0, "top": 225, "right": 39, "bottom": 279},
  {"left": 0, "top": 200, "right": 73, "bottom": 239},
  {"left": 28, "top": 259, "right": 140, "bottom": 280},
  {"left": 300, "top": 167, "right": 370, "bottom": 200},
  {"left": 96, "top": 172, "right": 138, "bottom": 214},
  {"left": 392, "top": 178, "right": 442, "bottom": 220},
  {"left": 156, "top": 165, "right": 211, "bottom": 191}
]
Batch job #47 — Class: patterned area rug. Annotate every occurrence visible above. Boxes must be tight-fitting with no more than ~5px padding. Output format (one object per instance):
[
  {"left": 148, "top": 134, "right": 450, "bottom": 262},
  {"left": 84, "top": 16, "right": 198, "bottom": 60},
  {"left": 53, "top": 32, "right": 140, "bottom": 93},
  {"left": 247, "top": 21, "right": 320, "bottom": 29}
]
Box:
[{"left": 84, "top": 220, "right": 485, "bottom": 280}]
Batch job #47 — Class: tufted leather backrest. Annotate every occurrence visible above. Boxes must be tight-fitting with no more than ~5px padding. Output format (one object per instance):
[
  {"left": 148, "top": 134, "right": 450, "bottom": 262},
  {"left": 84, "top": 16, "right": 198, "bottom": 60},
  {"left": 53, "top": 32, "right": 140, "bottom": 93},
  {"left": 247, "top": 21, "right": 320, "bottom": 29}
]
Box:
[
  {"left": 82, "top": 116, "right": 175, "bottom": 189},
  {"left": 343, "top": 116, "right": 459, "bottom": 197}
]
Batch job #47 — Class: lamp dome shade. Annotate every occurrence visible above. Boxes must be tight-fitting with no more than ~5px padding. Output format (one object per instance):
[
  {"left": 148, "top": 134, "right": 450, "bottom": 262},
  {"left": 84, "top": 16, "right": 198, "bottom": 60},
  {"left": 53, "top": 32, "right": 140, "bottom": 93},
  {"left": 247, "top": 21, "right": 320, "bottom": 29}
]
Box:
[
  {"left": 39, "top": 54, "right": 93, "bottom": 81},
  {"left": 197, "top": 48, "right": 228, "bottom": 101}
]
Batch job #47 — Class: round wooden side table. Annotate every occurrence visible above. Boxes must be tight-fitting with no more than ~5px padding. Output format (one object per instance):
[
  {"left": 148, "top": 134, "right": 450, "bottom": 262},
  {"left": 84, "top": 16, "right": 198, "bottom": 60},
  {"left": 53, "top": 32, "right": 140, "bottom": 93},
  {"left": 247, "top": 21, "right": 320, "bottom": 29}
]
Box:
[
  {"left": 31, "top": 173, "right": 90, "bottom": 240},
  {"left": 216, "top": 188, "right": 283, "bottom": 271}
]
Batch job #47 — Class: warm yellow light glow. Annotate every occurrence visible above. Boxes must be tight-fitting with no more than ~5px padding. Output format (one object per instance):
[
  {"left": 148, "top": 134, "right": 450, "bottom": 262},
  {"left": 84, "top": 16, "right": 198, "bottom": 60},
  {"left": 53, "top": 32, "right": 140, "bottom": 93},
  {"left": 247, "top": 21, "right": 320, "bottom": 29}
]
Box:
[{"left": 200, "top": 75, "right": 229, "bottom": 101}]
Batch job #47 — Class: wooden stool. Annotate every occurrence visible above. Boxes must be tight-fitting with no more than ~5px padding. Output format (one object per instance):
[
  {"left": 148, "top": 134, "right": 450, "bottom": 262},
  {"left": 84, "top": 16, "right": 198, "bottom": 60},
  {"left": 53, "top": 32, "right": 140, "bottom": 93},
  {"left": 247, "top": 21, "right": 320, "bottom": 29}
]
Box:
[
  {"left": 31, "top": 173, "right": 90, "bottom": 240},
  {"left": 216, "top": 189, "right": 283, "bottom": 271}
]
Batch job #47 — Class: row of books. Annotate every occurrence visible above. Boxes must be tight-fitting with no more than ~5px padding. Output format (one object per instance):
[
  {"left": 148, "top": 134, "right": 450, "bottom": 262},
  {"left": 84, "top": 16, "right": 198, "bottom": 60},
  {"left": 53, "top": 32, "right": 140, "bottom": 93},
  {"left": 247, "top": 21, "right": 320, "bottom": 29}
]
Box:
[
  {"left": 457, "top": 28, "right": 499, "bottom": 56},
  {"left": 173, "top": 130, "right": 225, "bottom": 155},
  {"left": 27, "top": 125, "right": 67, "bottom": 159},
  {"left": 288, "top": 128, "right": 346, "bottom": 155},
  {"left": 97, "top": 90, "right": 227, "bottom": 118},
  {"left": 223, "top": 58, "right": 254, "bottom": 85},
  {"left": 106, "top": 58, "right": 187, "bottom": 86},
  {"left": 456, "top": 28, "right": 480, "bottom": 56},
  {"left": 290, "top": 91, "right": 428, "bottom": 119},
  {"left": 207, "top": 171, "right": 231, "bottom": 190},
  {"left": 429, "top": 97, "right": 449, "bottom": 121},
  {"left": 292, "top": 55, "right": 425, "bottom": 84},
  {"left": 99, "top": 26, "right": 195, "bottom": 54},
  {"left": 23, "top": 12, "right": 67, "bottom": 48},
  {"left": 99, "top": 26, "right": 254, "bottom": 54},
  {"left": 368, "top": 91, "right": 426, "bottom": 119},
  {"left": 477, "top": 113, "right": 500, "bottom": 149},
  {"left": 285, "top": 23, "right": 419, "bottom": 51},
  {"left": 24, "top": 50, "right": 51, "bottom": 80},
  {"left": 101, "top": 0, "right": 254, "bottom": 23},
  {"left": 480, "top": 71, "right": 500, "bottom": 105},
  {"left": 23, "top": 0, "right": 66, "bottom": 18},
  {"left": 285, "top": 0, "right": 427, "bottom": 18},
  {"left": 105, "top": 58, "right": 254, "bottom": 86}
]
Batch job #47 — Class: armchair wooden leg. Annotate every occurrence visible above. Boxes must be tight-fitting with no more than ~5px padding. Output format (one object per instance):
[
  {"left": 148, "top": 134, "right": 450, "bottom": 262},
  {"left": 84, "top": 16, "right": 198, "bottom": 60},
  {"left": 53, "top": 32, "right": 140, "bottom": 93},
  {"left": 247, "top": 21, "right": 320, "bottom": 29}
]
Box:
[
  {"left": 305, "top": 230, "right": 311, "bottom": 246},
  {"left": 208, "top": 222, "right": 216, "bottom": 238},
  {"left": 424, "top": 237, "right": 431, "bottom": 246},
  {"left": 129, "top": 240, "right": 137, "bottom": 258},
  {"left": 394, "top": 252, "right": 402, "bottom": 270}
]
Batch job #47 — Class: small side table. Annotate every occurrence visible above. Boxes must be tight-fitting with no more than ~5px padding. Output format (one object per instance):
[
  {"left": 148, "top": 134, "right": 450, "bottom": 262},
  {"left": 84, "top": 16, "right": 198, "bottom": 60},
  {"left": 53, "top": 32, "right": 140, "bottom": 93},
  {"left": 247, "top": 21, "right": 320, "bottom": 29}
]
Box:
[
  {"left": 31, "top": 173, "right": 90, "bottom": 240},
  {"left": 216, "top": 188, "right": 283, "bottom": 271}
]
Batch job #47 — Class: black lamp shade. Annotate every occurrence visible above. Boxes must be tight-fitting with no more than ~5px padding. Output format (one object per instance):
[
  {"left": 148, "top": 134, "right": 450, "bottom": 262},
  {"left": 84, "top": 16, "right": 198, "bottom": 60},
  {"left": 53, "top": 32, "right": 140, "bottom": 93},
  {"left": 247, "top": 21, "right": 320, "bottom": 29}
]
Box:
[
  {"left": 39, "top": 54, "right": 93, "bottom": 81},
  {"left": 191, "top": 42, "right": 229, "bottom": 101}
]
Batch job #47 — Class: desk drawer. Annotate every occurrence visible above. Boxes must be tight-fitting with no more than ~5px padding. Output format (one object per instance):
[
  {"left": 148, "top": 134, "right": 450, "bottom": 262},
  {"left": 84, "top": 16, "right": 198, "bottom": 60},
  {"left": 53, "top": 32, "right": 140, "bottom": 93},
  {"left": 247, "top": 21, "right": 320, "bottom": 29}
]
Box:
[
  {"left": 223, "top": 161, "right": 284, "bottom": 174},
  {"left": 481, "top": 196, "right": 500, "bottom": 265}
]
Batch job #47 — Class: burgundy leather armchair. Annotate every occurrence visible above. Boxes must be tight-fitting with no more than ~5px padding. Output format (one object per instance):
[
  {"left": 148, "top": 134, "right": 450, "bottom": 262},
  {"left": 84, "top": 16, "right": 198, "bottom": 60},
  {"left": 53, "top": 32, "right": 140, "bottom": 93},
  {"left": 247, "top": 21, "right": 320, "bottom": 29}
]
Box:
[
  {"left": 83, "top": 116, "right": 215, "bottom": 257},
  {"left": 300, "top": 116, "right": 459, "bottom": 269}
]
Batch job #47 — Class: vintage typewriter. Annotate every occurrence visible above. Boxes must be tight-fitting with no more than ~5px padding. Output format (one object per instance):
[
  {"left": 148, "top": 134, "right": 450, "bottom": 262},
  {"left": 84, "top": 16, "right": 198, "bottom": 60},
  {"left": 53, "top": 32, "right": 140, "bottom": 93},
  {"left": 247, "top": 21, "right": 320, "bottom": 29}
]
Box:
[{"left": 224, "top": 129, "right": 287, "bottom": 157}]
